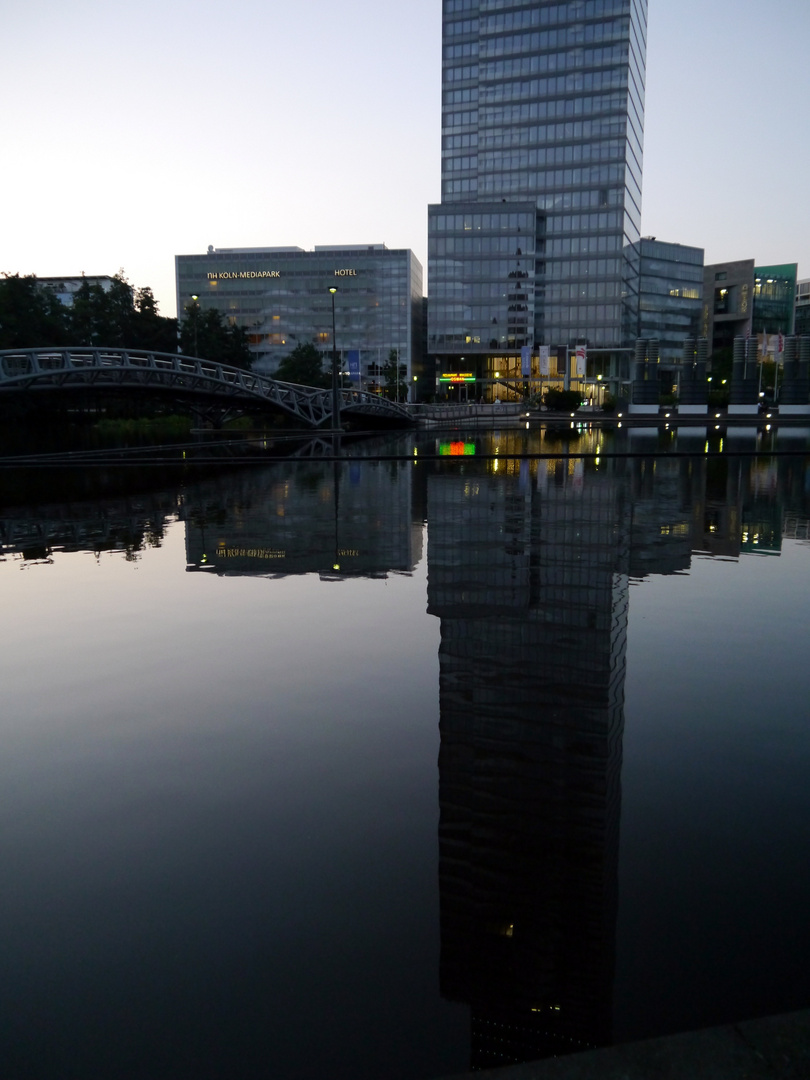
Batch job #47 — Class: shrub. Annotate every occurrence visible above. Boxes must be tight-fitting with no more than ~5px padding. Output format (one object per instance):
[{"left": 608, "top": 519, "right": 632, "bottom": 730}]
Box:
[{"left": 543, "top": 387, "right": 584, "bottom": 412}]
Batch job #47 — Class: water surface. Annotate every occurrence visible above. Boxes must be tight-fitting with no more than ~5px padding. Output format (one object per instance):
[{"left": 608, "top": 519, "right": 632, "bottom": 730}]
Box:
[{"left": 1, "top": 431, "right": 809, "bottom": 1078}]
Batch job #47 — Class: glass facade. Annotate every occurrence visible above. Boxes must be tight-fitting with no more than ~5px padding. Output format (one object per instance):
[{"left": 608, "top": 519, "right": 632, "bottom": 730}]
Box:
[
  {"left": 751, "top": 264, "right": 797, "bottom": 336},
  {"left": 796, "top": 279, "right": 810, "bottom": 337},
  {"left": 429, "top": 0, "right": 648, "bottom": 376},
  {"left": 638, "top": 239, "right": 704, "bottom": 359},
  {"left": 175, "top": 245, "right": 423, "bottom": 393}
]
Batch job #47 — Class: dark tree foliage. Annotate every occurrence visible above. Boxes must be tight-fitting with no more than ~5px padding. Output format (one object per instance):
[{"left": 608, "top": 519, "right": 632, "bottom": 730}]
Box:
[
  {"left": 0, "top": 274, "right": 70, "bottom": 348},
  {"left": 0, "top": 272, "right": 178, "bottom": 353},
  {"left": 382, "top": 348, "right": 408, "bottom": 401},
  {"left": 179, "top": 301, "right": 252, "bottom": 370},
  {"left": 273, "top": 342, "right": 330, "bottom": 387}
]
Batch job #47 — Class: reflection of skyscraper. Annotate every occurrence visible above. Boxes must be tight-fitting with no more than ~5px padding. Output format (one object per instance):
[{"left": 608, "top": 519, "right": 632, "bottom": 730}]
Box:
[{"left": 428, "top": 464, "right": 630, "bottom": 1069}]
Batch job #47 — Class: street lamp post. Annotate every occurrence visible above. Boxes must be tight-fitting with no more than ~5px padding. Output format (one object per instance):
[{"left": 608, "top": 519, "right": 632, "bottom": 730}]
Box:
[
  {"left": 190, "top": 295, "right": 199, "bottom": 356},
  {"left": 329, "top": 286, "right": 340, "bottom": 429}
]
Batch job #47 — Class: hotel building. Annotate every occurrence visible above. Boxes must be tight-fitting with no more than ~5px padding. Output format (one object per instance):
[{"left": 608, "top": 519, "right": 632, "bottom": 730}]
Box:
[{"left": 175, "top": 245, "right": 424, "bottom": 394}]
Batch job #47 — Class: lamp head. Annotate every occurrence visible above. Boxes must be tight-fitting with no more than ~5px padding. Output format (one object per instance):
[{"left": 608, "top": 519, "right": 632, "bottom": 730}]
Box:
[{"left": 329, "top": 286, "right": 338, "bottom": 295}]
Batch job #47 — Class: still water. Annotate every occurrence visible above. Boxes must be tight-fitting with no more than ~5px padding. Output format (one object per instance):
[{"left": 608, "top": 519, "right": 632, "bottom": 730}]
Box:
[{"left": 1, "top": 427, "right": 809, "bottom": 1079}]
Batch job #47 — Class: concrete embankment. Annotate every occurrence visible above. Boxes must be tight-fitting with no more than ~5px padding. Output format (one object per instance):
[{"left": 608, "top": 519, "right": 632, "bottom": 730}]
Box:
[{"left": 437, "top": 1009, "right": 810, "bottom": 1080}]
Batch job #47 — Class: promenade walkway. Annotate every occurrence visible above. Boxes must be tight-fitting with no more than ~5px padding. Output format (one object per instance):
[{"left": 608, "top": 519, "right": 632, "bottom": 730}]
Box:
[{"left": 438, "top": 1009, "right": 810, "bottom": 1080}]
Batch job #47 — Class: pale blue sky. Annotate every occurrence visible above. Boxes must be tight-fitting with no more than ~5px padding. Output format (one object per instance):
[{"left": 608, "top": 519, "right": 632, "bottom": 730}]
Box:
[{"left": 1, "top": 0, "right": 807, "bottom": 317}]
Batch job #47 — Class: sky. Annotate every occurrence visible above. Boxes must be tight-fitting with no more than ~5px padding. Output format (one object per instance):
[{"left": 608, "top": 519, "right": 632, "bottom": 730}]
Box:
[{"left": 2, "top": 0, "right": 808, "bottom": 318}]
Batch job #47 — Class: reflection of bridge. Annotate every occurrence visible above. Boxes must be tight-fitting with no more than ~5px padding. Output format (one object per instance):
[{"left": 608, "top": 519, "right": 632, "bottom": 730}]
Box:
[{"left": 0, "top": 347, "right": 413, "bottom": 429}]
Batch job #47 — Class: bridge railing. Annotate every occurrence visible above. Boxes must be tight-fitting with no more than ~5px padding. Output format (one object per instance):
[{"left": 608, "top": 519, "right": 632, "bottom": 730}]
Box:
[{"left": 0, "top": 347, "right": 413, "bottom": 426}]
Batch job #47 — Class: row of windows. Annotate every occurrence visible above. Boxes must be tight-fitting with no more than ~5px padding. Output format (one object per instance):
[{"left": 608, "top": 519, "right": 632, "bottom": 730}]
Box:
[
  {"left": 478, "top": 90, "right": 626, "bottom": 124},
  {"left": 476, "top": 162, "right": 626, "bottom": 192},
  {"left": 479, "top": 68, "right": 627, "bottom": 100},
  {"left": 546, "top": 280, "right": 622, "bottom": 300},
  {"left": 477, "top": 0, "right": 630, "bottom": 21},
  {"left": 430, "top": 236, "right": 537, "bottom": 256},
  {"left": 477, "top": 45, "right": 628, "bottom": 82},
  {"left": 473, "top": 139, "right": 626, "bottom": 171},
  {"left": 479, "top": 12, "right": 627, "bottom": 38},
  {"left": 541, "top": 324, "right": 624, "bottom": 346},
  {"left": 440, "top": 185, "right": 626, "bottom": 212},
  {"left": 640, "top": 263, "right": 703, "bottom": 284},
  {"left": 547, "top": 234, "right": 623, "bottom": 255},
  {"left": 545, "top": 303, "right": 622, "bottom": 321},
  {"left": 445, "top": 63, "right": 478, "bottom": 82},
  {"left": 545, "top": 257, "right": 622, "bottom": 280},
  {"left": 430, "top": 210, "right": 536, "bottom": 232},
  {"left": 444, "top": 40, "right": 479, "bottom": 60},
  {"left": 478, "top": 25, "right": 627, "bottom": 60},
  {"left": 443, "top": 109, "right": 479, "bottom": 127},
  {"left": 443, "top": 20, "right": 627, "bottom": 63},
  {"left": 444, "top": 131, "right": 479, "bottom": 150},
  {"left": 445, "top": 18, "right": 478, "bottom": 36},
  {"left": 546, "top": 211, "right": 621, "bottom": 233},
  {"left": 639, "top": 244, "right": 703, "bottom": 267},
  {"left": 431, "top": 258, "right": 535, "bottom": 279},
  {"left": 477, "top": 116, "right": 625, "bottom": 149},
  {"left": 433, "top": 281, "right": 537, "bottom": 300}
]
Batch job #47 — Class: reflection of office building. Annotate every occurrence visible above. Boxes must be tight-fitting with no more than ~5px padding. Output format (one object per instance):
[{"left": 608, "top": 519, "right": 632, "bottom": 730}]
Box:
[
  {"left": 427, "top": 1, "right": 648, "bottom": 387},
  {"left": 175, "top": 245, "right": 423, "bottom": 392},
  {"left": 428, "top": 466, "right": 630, "bottom": 1068}
]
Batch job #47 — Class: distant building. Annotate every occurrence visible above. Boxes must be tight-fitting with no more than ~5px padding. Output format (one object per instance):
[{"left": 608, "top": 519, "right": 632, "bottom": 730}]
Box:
[
  {"left": 701, "top": 259, "right": 755, "bottom": 354},
  {"left": 37, "top": 275, "right": 115, "bottom": 306},
  {"left": 751, "top": 264, "right": 797, "bottom": 338},
  {"left": 175, "top": 245, "right": 424, "bottom": 396},
  {"left": 638, "top": 238, "right": 703, "bottom": 359},
  {"left": 796, "top": 278, "right": 810, "bottom": 336},
  {"left": 702, "top": 260, "right": 797, "bottom": 355}
]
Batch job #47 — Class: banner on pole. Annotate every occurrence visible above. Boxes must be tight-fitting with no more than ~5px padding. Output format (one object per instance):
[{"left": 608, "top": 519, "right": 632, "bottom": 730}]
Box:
[
  {"left": 575, "top": 345, "right": 587, "bottom": 378},
  {"left": 520, "top": 345, "right": 532, "bottom": 377},
  {"left": 539, "top": 346, "right": 550, "bottom": 376},
  {"left": 347, "top": 349, "right": 361, "bottom": 383}
]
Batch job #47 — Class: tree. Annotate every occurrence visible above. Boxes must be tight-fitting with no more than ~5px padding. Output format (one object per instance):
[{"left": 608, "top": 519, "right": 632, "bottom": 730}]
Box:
[
  {"left": 179, "top": 302, "right": 252, "bottom": 369},
  {"left": 131, "top": 287, "right": 178, "bottom": 353},
  {"left": 0, "top": 274, "right": 70, "bottom": 348},
  {"left": 381, "top": 348, "right": 408, "bottom": 401},
  {"left": 273, "top": 342, "right": 330, "bottom": 387}
]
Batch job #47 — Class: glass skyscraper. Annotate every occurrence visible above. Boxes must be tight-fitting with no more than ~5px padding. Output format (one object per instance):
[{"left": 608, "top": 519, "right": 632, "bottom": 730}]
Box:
[{"left": 428, "top": 0, "right": 648, "bottom": 391}]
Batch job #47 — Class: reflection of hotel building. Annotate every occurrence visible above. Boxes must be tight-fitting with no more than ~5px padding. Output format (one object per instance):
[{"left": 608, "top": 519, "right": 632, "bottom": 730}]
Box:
[
  {"left": 428, "top": 464, "right": 630, "bottom": 1068},
  {"left": 175, "top": 245, "right": 423, "bottom": 392},
  {"left": 427, "top": 1, "right": 648, "bottom": 392},
  {"left": 183, "top": 462, "right": 421, "bottom": 580}
]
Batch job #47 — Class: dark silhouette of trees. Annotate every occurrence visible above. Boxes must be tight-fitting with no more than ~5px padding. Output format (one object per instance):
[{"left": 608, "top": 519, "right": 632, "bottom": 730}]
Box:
[
  {"left": 178, "top": 300, "right": 252, "bottom": 369},
  {"left": 273, "top": 342, "right": 330, "bottom": 387},
  {"left": 0, "top": 274, "right": 70, "bottom": 348},
  {"left": 0, "top": 272, "right": 178, "bottom": 353}
]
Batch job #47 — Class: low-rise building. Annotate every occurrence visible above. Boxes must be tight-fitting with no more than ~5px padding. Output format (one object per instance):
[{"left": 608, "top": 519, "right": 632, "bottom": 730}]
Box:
[
  {"left": 638, "top": 238, "right": 704, "bottom": 358},
  {"left": 175, "top": 244, "right": 424, "bottom": 397}
]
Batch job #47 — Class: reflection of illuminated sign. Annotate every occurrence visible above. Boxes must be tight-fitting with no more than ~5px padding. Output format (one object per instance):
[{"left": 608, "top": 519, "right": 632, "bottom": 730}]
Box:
[
  {"left": 440, "top": 373, "right": 475, "bottom": 383},
  {"left": 217, "top": 546, "right": 286, "bottom": 559},
  {"left": 439, "top": 441, "right": 476, "bottom": 456}
]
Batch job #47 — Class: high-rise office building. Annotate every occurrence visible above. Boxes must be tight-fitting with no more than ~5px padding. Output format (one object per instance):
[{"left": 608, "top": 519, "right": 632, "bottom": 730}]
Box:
[{"left": 428, "top": 0, "right": 648, "bottom": 395}]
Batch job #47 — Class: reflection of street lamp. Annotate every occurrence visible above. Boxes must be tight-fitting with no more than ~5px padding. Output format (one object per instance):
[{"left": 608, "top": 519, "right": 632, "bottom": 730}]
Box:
[
  {"left": 190, "top": 294, "right": 199, "bottom": 356},
  {"left": 329, "top": 286, "right": 340, "bottom": 429}
]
